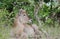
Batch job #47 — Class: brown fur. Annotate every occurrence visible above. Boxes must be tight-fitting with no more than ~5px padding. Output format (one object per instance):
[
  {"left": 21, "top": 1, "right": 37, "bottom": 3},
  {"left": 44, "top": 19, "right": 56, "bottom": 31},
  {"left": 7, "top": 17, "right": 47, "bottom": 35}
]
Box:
[{"left": 10, "top": 9, "right": 41, "bottom": 39}]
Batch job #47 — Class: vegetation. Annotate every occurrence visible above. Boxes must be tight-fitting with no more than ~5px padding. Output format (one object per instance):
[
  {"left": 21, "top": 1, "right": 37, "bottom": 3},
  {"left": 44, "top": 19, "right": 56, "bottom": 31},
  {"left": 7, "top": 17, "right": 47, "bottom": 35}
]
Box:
[{"left": 0, "top": 0, "right": 60, "bottom": 39}]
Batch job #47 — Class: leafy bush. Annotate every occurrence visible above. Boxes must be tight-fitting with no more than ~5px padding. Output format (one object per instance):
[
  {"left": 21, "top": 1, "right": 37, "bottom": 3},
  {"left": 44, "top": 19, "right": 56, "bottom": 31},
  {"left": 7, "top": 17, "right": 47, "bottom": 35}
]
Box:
[{"left": 0, "top": 0, "right": 60, "bottom": 27}]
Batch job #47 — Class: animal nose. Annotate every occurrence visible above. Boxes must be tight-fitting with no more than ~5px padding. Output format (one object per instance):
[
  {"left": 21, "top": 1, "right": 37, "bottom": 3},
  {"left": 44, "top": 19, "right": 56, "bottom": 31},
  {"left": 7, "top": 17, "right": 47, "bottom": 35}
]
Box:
[{"left": 28, "top": 19, "right": 32, "bottom": 23}]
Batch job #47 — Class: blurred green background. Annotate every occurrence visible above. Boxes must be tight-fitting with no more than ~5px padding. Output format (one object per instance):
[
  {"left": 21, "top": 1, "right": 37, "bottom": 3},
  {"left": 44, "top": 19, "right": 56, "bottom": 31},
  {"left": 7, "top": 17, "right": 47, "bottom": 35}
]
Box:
[{"left": 0, "top": 0, "right": 60, "bottom": 39}]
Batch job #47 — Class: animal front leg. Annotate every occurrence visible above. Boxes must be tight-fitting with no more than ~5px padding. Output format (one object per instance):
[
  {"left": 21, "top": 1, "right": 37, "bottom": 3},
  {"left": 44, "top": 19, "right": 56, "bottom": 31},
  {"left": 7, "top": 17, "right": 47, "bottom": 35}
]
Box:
[
  {"left": 18, "top": 32, "right": 28, "bottom": 39},
  {"left": 32, "top": 24, "right": 42, "bottom": 39}
]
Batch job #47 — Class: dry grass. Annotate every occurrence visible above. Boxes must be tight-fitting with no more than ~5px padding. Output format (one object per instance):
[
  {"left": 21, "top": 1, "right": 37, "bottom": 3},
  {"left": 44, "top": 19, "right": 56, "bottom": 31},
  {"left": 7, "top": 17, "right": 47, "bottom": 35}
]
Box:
[{"left": 0, "top": 24, "right": 60, "bottom": 39}]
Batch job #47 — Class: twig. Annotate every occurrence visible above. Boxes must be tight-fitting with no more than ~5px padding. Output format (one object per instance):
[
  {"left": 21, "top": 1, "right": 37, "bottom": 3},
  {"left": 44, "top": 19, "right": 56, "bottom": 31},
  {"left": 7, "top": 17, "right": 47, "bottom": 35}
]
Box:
[{"left": 34, "top": 0, "right": 50, "bottom": 39}]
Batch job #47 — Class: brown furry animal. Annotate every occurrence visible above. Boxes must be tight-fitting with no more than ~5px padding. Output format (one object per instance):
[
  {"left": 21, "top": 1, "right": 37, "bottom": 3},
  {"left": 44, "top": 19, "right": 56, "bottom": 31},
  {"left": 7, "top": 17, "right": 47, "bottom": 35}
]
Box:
[{"left": 10, "top": 9, "right": 41, "bottom": 39}]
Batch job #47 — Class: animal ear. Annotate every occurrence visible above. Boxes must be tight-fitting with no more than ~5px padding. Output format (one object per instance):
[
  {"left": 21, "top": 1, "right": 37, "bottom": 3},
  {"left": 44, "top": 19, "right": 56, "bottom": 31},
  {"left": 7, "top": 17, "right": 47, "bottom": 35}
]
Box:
[
  {"left": 19, "top": 9, "right": 23, "bottom": 13},
  {"left": 18, "top": 9, "right": 27, "bottom": 16},
  {"left": 18, "top": 9, "right": 23, "bottom": 16},
  {"left": 20, "top": 9, "right": 26, "bottom": 14}
]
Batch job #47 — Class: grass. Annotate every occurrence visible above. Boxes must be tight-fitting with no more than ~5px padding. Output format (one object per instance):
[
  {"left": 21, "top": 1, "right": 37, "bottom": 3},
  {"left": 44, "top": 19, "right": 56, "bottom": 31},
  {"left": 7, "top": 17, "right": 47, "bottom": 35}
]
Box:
[
  {"left": 42, "top": 25, "right": 60, "bottom": 39},
  {"left": 0, "top": 9, "right": 60, "bottom": 39},
  {"left": 0, "top": 24, "right": 60, "bottom": 39},
  {"left": 0, "top": 25, "right": 11, "bottom": 39}
]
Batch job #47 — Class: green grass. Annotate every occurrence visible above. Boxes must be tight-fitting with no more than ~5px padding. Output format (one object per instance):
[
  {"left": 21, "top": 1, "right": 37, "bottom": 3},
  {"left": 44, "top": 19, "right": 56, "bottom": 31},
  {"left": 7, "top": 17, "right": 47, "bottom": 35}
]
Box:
[
  {"left": 0, "top": 24, "right": 60, "bottom": 39},
  {"left": 0, "top": 25, "right": 11, "bottom": 39},
  {"left": 42, "top": 25, "right": 60, "bottom": 39}
]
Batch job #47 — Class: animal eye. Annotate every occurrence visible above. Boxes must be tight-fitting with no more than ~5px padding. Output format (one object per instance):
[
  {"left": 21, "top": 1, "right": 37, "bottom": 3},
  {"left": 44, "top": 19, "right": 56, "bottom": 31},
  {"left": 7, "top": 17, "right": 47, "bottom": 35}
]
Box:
[{"left": 23, "top": 14, "right": 26, "bottom": 16}]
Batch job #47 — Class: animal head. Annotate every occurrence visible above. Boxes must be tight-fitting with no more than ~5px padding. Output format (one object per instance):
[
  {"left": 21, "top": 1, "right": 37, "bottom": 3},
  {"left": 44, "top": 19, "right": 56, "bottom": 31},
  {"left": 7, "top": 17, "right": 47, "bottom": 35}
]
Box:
[{"left": 17, "top": 9, "right": 30, "bottom": 23}]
